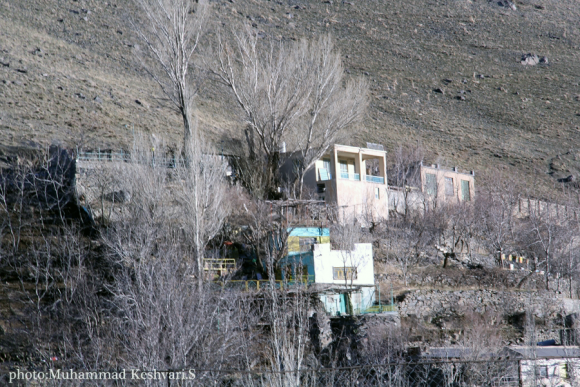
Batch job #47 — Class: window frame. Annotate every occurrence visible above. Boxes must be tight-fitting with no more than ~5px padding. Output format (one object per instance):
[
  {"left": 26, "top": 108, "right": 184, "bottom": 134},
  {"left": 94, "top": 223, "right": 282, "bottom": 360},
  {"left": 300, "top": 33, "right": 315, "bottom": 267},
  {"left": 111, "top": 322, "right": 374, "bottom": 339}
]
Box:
[
  {"left": 333, "top": 267, "right": 358, "bottom": 281},
  {"left": 444, "top": 177, "right": 454, "bottom": 197},
  {"left": 425, "top": 173, "right": 437, "bottom": 196},
  {"left": 461, "top": 179, "right": 471, "bottom": 201}
]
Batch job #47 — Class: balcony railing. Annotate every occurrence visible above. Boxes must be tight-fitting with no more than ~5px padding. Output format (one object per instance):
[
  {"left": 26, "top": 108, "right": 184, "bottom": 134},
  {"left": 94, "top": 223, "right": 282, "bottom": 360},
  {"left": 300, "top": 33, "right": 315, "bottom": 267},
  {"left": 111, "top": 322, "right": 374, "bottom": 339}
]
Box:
[
  {"left": 203, "top": 258, "right": 236, "bottom": 272},
  {"left": 211, "top": 277, "right": 314, "bottom": 292},
  {"left": 340, "top": 172, "right": 360, "bottom": 180},
  {"left": 365, "top": 175, "right": 385, "bottom": 184}
]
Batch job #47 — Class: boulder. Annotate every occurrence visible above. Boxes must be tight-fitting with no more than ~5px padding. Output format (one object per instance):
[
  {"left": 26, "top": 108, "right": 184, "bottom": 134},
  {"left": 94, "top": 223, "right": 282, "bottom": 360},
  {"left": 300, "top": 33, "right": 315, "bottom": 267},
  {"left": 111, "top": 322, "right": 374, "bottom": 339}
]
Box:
[
  {"left": 498, "top": 1, "right": 517, "bottom": 10},
  {"left": 521, "top": 53, "right": 539, "bottom": 66}
]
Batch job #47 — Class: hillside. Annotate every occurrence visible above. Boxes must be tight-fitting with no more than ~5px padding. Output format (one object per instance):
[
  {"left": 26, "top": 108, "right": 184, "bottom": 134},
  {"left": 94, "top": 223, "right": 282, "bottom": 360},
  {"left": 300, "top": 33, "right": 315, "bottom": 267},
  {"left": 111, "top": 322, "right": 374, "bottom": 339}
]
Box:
[{"left": 1, "top": 0, "right": 580, "bottom": 199}]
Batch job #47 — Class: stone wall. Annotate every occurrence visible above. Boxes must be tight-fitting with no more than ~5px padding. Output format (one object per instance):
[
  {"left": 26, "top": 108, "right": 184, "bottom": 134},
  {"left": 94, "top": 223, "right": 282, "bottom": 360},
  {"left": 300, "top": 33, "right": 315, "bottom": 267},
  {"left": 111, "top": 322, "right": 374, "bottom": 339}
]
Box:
[
  {"left": 399, "top": 289, "right": 580, "bottom": 321},
  {"left": 397, "top": 289, "right": 580, "bottom": 343}
]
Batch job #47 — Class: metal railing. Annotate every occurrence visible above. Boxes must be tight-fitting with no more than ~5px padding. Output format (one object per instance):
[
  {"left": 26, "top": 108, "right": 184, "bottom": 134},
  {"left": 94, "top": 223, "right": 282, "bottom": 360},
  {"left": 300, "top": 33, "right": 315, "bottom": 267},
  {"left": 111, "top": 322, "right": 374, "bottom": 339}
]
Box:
[
  {"left": 286, "top": 274, "right": 315, "bottom": 284},
  {"left": 340, "top": 172, "right": 360, "bottom": 180},
  {"left": 212, "top": 275, "right": 315, "bottom": 292},
  {"left": 203, "top": 258, "right": 236, "bottom": 272},
  {"left": 212, "top": 280, "right": 284, "bottom": 292},
  {"left": 76, "top": 150, "right": 131, "bottom": 162},
  {"left": 365, "top": 175, "right": 385, "bottom": 184},
  {"left": 361, "top": 304, "right": 397, "bottom": 314},
  {"left": 76, "top": 149, "right": 183, "bottom": 168},
  {"left": 145, "top": 359, "right": 521, "bottom": 386}
]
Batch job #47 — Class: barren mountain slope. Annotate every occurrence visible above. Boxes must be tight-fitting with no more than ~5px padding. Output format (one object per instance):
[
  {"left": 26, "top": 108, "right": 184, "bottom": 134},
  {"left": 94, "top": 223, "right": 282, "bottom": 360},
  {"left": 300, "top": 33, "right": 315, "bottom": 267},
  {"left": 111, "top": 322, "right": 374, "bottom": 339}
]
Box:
[{"left": 1, "top": 0, "right": 580, "bottom": 199}]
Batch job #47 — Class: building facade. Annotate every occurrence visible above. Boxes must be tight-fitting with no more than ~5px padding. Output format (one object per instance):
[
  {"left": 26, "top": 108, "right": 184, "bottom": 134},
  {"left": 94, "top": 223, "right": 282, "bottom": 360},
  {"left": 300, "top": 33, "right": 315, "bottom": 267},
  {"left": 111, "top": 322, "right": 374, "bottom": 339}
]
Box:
[
  {"left": 303, "top": 144, "right": 389, "bottom": 224},
  {"left": 279, "top": 227, "right": 376, "bottom": 316},
  {"left": 420, "top": 164, "right": 475, "bottom": 206}
]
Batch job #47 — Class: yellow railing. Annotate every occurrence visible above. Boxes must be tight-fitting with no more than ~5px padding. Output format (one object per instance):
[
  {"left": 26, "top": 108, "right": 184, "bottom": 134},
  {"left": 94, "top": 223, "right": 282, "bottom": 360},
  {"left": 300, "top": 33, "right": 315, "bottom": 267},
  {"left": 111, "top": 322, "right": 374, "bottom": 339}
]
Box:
[
  {"left": 287, "top": 275, "right": 315, "bottom": 284},
  {"left": 362, "top": 304, "right": 397, "bottom": 314},
  {"left": 203, "top": 258, "right": 236, "bottom": 272},
  {"left": 212, "top": 280, "right": 285, "bottom": 292}
]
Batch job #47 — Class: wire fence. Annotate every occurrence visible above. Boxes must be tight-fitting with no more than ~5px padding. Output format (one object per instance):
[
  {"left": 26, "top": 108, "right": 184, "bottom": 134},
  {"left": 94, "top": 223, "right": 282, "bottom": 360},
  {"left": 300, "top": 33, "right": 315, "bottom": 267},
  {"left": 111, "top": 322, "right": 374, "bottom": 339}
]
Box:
[{"left": 106, "top": 359, "right": 530, "bottom": 387}]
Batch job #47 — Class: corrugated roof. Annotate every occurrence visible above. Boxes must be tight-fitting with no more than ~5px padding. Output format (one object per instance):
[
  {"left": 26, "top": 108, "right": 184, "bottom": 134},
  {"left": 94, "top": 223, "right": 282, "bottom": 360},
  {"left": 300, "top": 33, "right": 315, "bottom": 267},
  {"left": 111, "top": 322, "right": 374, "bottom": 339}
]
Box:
[
  {"left": 423, "top": 346, "right": 580, "bottom": 360},
  {"left": 506, "top": 346, "right": 580, "bottom": 358}
]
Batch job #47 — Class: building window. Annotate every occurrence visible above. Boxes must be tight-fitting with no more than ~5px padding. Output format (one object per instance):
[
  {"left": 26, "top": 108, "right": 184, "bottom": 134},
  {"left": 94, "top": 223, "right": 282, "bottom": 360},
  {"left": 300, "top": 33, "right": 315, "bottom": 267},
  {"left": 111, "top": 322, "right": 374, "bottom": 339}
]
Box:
[
  {"left": 339, "top": 160, "right": 348, "bottom": 178},
  {"left": 333, "top": 267, "right": 357, "bottom": 281},
  {"left": 299, "top": 237, "right": 317, "bottom": 252},
  {"left": 461, "top": 180, "right": 470, "bottom": 201},
  {"left": 425, "top": 173, "right": 437, "bottom": 196},
  {"left": 445, "top": 177, "right": 454, "bottom": 196},
  {"left": 323, "top": 159, "right": 331, "bottom": 171},
  {"left": 375, "top": 187, "right": 380, "bottom": 199},
  {"left": 538, "top": 366, "right": 548, "bottom": 378},
  {"left": 317, "top": 184, "right": 326, "bottom": 194}
]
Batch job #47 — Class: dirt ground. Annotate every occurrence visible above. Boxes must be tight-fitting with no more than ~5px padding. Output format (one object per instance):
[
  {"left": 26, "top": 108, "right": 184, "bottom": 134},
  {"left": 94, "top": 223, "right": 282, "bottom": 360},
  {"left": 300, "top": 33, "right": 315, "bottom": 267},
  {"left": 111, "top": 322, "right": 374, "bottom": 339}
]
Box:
[{"left": 1, "top": 0, "right": 579, "bottom": 199}]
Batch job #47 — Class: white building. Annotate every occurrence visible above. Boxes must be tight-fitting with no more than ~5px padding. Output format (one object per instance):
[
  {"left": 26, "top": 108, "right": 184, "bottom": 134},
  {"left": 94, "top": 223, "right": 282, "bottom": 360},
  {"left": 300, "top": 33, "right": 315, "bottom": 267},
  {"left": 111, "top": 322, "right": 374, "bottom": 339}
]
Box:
[
  {"left": 506, "top": 346, "right": 580, "bottom": 387},
  {"left": 280, "top": 237, "right": 376, "bottom": 316}
]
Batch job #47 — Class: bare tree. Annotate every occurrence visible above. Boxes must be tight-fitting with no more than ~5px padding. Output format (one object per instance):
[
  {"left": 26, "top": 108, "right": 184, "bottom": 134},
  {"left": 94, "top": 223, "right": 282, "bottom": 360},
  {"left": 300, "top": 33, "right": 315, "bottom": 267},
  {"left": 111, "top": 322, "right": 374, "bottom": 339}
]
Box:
[
  {"left": 515, "top": 202, "right": 568, "bottom": 291},
  {"left": 132, "top": 0, "right": 208, "bottom": 149},
  {"left": 388, "top": 144, "right": 425, "bottom": 219},
  {"left": 331, "top": 221, "right": 363, "bottom": 290},
  {"left": 474, "top": 168, "right": 520, "bottom": 266},
  {"left": 381, "top": 208, "right": 443, "bottom": 286},
  {"left": 100, "top": 133, "right": 230, "bottom": 291},
  {"left": 261, "top": 278, "right": 313, "bottom": 387},
  {"left": 176, "top": 132, "right": 231, "bottom": 288},
  {"left": 213, "top": 28, "right": 367, "bottom": 198}
]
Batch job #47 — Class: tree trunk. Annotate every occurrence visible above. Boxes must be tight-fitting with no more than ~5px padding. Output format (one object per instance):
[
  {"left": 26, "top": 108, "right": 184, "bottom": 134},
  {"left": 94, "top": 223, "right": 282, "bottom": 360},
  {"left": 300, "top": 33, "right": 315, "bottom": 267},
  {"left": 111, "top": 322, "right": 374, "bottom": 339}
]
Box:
[
  {"left": 266, "top": 152, "right": 281, "bottom": 199},
  {"left": 181, "top": 102, "right": 193, "bottom": 160}
]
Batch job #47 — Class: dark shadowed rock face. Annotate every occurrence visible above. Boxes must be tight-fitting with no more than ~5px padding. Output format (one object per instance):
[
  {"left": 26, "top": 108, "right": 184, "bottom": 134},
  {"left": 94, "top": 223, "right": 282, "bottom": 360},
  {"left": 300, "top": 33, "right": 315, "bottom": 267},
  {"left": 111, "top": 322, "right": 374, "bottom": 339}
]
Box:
[{"left": 0, "top": 147, "right": 95, "bottom": 230}]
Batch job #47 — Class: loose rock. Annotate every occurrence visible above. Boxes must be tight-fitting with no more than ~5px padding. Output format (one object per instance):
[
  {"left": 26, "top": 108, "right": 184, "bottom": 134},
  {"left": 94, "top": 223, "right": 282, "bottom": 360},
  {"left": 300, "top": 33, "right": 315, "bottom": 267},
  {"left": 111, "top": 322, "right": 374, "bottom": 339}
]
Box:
[
  {"left": 498, "top": 1, "right": 517, "bottom": 10},
  {"left": 521, "top": 53, "right": 539, "bottom": 65}
]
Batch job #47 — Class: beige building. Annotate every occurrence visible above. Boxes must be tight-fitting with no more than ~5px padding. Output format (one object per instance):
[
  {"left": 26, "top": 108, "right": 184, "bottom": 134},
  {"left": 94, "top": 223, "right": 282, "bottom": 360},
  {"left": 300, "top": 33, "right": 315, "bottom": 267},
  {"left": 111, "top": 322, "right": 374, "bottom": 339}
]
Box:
[
  {"left": 303, "top": 144, "right": 388, "bottom": 223},
  {"left": 420, "top": 163, "right": 475, "bottom": 206}
]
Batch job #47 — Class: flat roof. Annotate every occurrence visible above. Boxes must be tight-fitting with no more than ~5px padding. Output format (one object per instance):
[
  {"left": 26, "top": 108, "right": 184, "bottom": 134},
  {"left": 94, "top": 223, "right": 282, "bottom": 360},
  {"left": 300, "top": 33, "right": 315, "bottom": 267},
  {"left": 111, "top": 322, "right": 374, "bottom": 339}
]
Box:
[
  {"left": 288, "top": 227, "right": 330, "bottom": 237},
  {"left": 322, "top": 144, "right": 387, "bottom": 158}
]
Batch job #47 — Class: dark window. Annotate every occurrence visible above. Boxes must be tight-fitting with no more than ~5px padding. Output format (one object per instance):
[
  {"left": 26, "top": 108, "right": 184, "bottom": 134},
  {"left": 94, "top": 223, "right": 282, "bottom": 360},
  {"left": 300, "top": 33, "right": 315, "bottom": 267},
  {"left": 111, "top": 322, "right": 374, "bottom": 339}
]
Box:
[
  {"left": 425, "top": 173, "right": 437, "bottom": 195},
  {"left": 461, "top": 180, "right": 470, "bottom": 201},
  {"left": 317, "top": 184, "right": 326, "bottom": 194},
  {"left": 445, "top": 177, "right": 454, "bottom": 196},
  {"left": 339, "top": 160, "right": 348, "bottom": 178},
  {"left": 299, "top": 237, "right": 317, "bottom": 252},
  {"left": 538, "top": 366, "right": 548, "bottom": 378}
]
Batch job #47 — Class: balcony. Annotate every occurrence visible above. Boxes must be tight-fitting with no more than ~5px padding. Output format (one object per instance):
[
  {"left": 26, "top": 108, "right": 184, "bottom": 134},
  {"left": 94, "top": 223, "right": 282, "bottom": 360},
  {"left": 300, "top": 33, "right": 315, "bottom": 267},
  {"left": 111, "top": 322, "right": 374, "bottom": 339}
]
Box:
[
  {"left": 365, "top": 175, "right": 385, "bottom": 184},
  {"left": 340, "top": 172, "right": 360, "bottom": 180}
]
